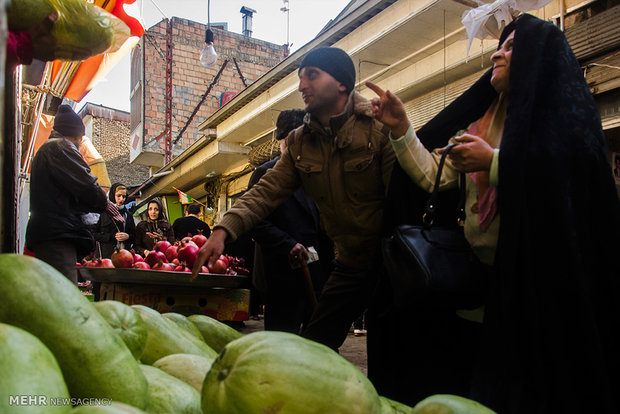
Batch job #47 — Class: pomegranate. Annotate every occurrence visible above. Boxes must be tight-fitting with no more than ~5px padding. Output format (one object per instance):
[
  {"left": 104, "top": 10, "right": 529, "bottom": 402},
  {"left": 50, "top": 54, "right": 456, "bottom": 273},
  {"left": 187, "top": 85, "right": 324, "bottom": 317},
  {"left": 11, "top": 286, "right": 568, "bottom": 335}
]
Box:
[
  {"left": 201, "top": 266, "right": 209, "bottom": 274},
  {"left": 174, "top": 265, "right": 191, "bottom": 272},
  {"left": 177, "top": 241, "right": 199, "bottom": 268},
  {"left": 171, "top": 258, "right": 180, "bottom": 266},
  {"left": 144, "top": 250, "right": 166, "bottom": 268},
  {"left": 211, "top": 258, "right": 227, "bottom": 275},
  {"left": 152, "top": 260, "right": 170, "bottom": 271},
  {"left": 111, "top": 248, "right": 134, "bottom": 268},
  {"left": 218, "top": 254, "right": 229, "bottom": 267},
  {"left": 133, "top": 261, "right": 151, "bottom": 270},
  {"left": 181, "top": 234, "right": 193, "bottom": 243},
  {"left": 132, "top": 250, "right": 144, "bottom": 263},
  {"left": 98, "top": 258, "right": 114, "bottom": 268},
  {"left": 191, "top": 230, "right": 208, "bottom": 248},
  {"left": 156, "top": 239, "right": 172, "bottom": 254},
  {"left": 164, "top": 244, "right": 178, "bottom": 262}
]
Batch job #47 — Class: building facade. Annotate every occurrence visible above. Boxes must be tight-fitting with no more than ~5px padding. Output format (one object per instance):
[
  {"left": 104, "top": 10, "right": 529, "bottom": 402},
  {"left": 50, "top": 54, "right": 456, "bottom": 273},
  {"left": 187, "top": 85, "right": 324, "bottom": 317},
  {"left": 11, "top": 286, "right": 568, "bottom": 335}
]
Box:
[
  {"left": 136, "top": 0, "right": 620, "bottom": 223},
  {"left": 79, "top": 103, "right": 150, "bottom": 188}
]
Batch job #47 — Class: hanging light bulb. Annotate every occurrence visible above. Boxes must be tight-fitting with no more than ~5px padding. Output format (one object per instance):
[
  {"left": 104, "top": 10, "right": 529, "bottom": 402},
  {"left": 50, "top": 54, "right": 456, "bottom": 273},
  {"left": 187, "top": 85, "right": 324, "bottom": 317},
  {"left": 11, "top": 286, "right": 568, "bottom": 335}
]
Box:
[{"left": 200, "top": 28, "right": 218, "bottom": 68}]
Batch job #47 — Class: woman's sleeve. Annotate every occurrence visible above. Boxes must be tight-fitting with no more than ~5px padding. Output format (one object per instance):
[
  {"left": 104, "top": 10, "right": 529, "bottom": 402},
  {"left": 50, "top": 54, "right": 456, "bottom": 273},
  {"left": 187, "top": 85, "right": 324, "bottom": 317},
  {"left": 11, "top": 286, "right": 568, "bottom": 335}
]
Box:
[
  {"left": 126, "top": 215, "right": 136, "bottom": 247},
  {"left": 164, "top": 223, "right": 175, "bottom": 243},
  {"left": 390, "top": 126, "right": 459, "bottom": 192},
  {"left": 134, "top": 222, "right": 147, "bottom": 256}
]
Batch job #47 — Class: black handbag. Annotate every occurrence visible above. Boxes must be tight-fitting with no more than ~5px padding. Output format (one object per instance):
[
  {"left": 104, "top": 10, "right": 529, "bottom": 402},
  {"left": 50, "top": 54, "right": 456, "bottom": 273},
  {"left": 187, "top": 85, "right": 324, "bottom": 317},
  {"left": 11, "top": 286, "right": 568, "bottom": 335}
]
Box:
[{"left": 382, "top": 144, "right": 486, "bottom": 310}]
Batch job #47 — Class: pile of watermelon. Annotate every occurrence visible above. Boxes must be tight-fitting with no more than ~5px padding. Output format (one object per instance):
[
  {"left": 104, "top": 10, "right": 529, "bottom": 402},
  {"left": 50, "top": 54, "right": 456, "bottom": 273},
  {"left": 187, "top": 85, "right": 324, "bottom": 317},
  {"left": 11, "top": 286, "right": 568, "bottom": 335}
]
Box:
[{"left": 0, "top": 254, "right": 496, "bottom": 413}]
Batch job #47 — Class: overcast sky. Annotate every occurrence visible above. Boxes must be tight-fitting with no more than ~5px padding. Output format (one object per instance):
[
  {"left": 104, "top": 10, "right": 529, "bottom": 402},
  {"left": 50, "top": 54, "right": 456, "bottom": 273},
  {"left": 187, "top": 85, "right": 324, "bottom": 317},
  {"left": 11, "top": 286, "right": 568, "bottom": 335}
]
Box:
[{"left": 79, "top": 0, "right": 352, "bottom": 112}]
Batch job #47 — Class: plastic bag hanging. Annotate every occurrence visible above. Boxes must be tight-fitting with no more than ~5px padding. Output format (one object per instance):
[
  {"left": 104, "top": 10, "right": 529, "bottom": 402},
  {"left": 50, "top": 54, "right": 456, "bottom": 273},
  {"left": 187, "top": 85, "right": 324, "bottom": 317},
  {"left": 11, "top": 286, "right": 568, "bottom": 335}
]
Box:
[{"left": 461, "top": 0, "right": 553, "bottom": 57}]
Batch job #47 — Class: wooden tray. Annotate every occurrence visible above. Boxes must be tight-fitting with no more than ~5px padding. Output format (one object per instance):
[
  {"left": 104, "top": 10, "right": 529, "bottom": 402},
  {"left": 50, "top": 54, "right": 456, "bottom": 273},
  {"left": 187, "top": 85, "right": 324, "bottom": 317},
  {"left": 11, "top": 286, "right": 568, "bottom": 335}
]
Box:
[{"left": 77, "top": 267, "right": 248, "bottom": 289}]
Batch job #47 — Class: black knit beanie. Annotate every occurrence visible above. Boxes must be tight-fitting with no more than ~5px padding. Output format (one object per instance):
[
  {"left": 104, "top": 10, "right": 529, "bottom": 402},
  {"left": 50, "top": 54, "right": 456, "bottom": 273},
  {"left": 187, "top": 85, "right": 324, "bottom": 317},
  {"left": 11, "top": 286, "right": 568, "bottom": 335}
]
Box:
[
  {"left": 298, "top": 47, "right": 356, "bottom": 93},
  {"left": 53, "top": 104, "right": 85, "bottom": 137}
]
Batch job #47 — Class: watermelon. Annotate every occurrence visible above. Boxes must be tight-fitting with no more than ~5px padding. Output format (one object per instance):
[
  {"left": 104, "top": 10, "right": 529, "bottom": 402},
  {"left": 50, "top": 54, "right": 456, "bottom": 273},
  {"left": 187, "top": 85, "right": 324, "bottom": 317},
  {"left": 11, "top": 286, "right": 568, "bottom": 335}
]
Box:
[
  {"left": 152, "top": 353, "right": 215, "bottom": 392},
  {"left": 71, "top": 402, "right": 148, "bottom": 413},
  {"left": 411, "top": 394, "right": 497, "bottom": 414},
  {"left": 0, "top": 323, "right": 71, "bottom": 414},
  {"left": 140, "top": 365, "right": 203, "bottom": 414},
  {"left": 162, "top": 312, "right": 205, "bottom": 342},
  {"left": 0, "top": 254, "right": 148, "bottom": 409},
  {"left": 188, "top": 314, "right": 242, "bottom": 353},
  {"left": 131, "top": 305, "right": 217, "bottom": 364},
  {"left": 380, "top": 395, "right": 413, "bottom": 413},
  {"left": 201, "top": 331, "right": 381, "bottom": 413},
  {"left": 7, "top": 0, "right": 55, "bottom": 31},
  {"left": 93, "top": 301, "right": 148, "bottom": 360}
]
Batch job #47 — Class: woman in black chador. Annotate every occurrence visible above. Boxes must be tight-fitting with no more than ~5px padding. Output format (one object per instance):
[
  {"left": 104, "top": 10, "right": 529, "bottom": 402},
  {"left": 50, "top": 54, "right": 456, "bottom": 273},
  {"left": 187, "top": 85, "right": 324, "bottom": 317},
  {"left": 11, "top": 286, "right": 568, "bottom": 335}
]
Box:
[{"left": 369, "top": 14, "right": 620, "bottom": 413}]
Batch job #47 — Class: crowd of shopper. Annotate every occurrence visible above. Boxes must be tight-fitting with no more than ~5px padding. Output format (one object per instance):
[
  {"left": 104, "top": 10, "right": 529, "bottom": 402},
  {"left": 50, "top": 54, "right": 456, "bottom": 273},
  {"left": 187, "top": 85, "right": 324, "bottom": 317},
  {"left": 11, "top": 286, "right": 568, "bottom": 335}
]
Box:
[{"left": 17, "top": 10, "right": 620, "bottom": 413}]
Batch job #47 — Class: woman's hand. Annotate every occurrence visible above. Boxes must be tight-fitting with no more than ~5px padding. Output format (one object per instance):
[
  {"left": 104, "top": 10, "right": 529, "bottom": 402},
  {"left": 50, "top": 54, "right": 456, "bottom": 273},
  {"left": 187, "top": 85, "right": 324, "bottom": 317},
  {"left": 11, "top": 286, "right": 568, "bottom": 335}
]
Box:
[
  {"left": 115, "top": 232, "right": 129, "bottom": 242},
  {"left": 366, "top": 81, "right": 411, "bottom": 138},
  {"left": 439, "top": 134, "right": 494, "bottom": 172}
]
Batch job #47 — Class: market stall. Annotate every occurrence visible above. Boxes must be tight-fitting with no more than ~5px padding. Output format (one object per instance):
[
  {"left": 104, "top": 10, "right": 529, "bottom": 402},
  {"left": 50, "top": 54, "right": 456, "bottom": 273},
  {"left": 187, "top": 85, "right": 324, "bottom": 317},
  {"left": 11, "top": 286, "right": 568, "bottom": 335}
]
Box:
[{"left": 79, "top": 267, "right": 251, "bottom": 321}]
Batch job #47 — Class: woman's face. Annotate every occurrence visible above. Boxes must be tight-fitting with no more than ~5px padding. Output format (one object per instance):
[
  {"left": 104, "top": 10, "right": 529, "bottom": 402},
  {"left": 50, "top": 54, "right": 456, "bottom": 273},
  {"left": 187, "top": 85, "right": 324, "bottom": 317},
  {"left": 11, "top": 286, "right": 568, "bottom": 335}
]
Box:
[
  {"left": 148, "top": 202, "right": 160, "bottom": 220},
  {"left": 490, "top": 30, "right": 515, "bottom": 93},
  {"left": 114, "top": 189, "right": 127, "bottom": 206}
]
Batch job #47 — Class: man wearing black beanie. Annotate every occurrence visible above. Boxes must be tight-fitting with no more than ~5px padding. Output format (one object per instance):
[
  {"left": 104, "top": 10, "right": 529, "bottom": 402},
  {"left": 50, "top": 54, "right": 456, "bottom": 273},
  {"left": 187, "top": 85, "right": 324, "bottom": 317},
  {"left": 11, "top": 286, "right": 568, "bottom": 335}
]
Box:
[
  {"left": 26, "top": 104, "right": 123, "bottom": 283},
  {"left": 194, "top": 47, "right": 397, "bottom": 353}
]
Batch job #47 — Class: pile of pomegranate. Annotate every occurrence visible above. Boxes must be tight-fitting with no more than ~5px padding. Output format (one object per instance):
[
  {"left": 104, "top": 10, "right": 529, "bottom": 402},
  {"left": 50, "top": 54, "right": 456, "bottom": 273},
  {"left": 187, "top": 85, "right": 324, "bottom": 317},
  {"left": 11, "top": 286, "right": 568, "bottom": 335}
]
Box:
[{"left": 79, "top": 233, "right": 249, "bottom": 276}]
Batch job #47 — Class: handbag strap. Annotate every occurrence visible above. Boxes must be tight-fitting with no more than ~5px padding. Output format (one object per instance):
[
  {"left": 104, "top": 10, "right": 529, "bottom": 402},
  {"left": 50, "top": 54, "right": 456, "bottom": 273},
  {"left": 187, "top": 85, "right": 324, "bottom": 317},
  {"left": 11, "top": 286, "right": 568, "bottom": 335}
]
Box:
[{"left": 422, "top": 144, "right": 466, "bottom": 226}]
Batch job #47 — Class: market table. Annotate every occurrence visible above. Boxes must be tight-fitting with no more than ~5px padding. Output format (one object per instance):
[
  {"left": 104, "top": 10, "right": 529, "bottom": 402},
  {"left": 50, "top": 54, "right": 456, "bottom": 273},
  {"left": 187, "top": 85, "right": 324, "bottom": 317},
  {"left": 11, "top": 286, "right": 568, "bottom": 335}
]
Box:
[{"left": 78, "top": 267, "right": 250, "bottom": 321}]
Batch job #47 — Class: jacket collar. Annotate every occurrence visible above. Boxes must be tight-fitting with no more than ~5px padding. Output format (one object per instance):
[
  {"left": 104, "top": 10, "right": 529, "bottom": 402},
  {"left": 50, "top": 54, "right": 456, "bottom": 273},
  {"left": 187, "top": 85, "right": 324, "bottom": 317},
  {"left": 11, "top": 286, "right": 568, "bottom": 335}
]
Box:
[{"left": 304, "top": 90, "right": 374, "bottom": 148}]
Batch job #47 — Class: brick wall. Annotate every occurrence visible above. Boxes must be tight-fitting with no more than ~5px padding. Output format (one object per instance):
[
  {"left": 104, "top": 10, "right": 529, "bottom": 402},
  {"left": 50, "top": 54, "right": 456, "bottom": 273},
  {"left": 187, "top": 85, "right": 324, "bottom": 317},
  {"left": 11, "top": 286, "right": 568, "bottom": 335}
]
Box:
[
  {"left": 141, "top": 17, "right": 288, "bottom": 155},
  {"left": 91, "top": 115, "right": 150, "bottom": 187}
]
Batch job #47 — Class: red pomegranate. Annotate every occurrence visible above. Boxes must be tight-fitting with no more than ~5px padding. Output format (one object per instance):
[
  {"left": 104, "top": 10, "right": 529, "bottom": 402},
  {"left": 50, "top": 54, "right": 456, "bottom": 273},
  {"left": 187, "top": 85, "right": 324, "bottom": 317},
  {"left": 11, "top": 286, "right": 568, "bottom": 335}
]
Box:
[
  {"left": 177, "top": 241, "right": 199, "bottom": 268},
  {"left": 181, "top": 234, "right": 193, "bottom": 243},
  {"left": 218, "top": 254, "right": 229, "bottom": 267},
  {"left": 156, "top": 239, "right": 172, "bottom": 254},
  {"left": 152, "top": 260, "right": 169, "bottom": 271},
  {"left": 132, "top": 250, "right": 144, "bottom": 263},
  {"left": 133, "top": 262, "right": 151, "bottom": 270},
  {"left": 201, "top": 266, "right": 209, "bottom": 274},
  {"left": 111, "top": 248, "right": 134, "bottom": 268},
  {"left": 174, "top": 265, "right": 191, "bottom": 272},
  {"left": 191, "top": 230, "right": 208, "bottom": 248},
  {"left": 98, "top": 258, "right": 114, "bottom": 268},
  {"left": 164, "top": 244, "right": 178, "bottom": 262},
  {"left": 211, "top": 258, "right": 227, "bottom": 275},
  {"left": 145, "top": 250, "right": 166, "bottom": 268}
]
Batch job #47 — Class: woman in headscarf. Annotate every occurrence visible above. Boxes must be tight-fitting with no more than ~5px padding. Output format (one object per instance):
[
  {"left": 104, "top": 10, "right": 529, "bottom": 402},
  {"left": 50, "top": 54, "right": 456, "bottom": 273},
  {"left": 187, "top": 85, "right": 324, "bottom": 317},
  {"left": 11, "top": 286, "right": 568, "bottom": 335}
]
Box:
[
  {"left": 134, "top": 198, "right": 175, "bottom": 256},
  {"left": 92, "top": 183, "right": 136, "bottom": 258},
  {"left": 368, "top": 14, "right": 620, "bottom": 413}
]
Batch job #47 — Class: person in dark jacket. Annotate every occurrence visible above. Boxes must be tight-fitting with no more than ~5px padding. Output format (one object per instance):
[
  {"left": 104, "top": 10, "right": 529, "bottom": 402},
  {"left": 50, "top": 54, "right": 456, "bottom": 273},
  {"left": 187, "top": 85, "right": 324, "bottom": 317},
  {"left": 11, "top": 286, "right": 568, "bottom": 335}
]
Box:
[
  {"left": 25, "top": 104, "right": 123, "bottom": 283},
  {"left": 92, "top": 183, "right": 136, "bottom": 258},
  {"left": 248, "top": 109, "right": 333, "bottom": 334},
  {"left": 172, "top": 204, "right": 211, "bottom": 239},
  {"left": 134, "top": 198, "right": 175, "bottom": 256}
]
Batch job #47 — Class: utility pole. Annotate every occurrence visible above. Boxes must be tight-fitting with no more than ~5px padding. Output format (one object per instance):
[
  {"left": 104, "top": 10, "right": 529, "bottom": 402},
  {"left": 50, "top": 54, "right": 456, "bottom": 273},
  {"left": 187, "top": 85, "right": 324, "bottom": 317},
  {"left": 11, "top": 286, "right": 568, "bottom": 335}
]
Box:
[{"left": 280, "top": 0, "right": 290, "bottom": 50}]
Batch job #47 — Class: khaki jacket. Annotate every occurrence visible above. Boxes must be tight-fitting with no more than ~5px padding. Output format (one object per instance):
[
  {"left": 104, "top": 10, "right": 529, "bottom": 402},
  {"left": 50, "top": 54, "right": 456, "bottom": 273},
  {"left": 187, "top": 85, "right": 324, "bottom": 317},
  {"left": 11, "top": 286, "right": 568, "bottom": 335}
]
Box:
[{"left": 217, "top": 91, "right": 396, "bottom": 268}]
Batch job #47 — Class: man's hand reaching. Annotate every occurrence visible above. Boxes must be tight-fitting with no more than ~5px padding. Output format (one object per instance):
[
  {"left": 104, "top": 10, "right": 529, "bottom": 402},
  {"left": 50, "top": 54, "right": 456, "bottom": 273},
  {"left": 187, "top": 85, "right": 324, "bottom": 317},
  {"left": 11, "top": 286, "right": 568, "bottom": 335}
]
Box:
[
  {"left": 105, "top": 200, "right": 124, "bottom": 223},
  {"left": 191, "top": 228, "right": 227, "bottom": 281}
]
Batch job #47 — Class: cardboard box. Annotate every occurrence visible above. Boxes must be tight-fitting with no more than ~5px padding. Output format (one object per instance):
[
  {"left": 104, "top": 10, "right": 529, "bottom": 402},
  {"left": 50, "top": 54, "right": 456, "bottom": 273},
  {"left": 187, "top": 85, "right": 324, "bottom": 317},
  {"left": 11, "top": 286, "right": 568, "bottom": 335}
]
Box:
[{"left": 100, "top": 283, "right": 249, "bottom": 321}]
